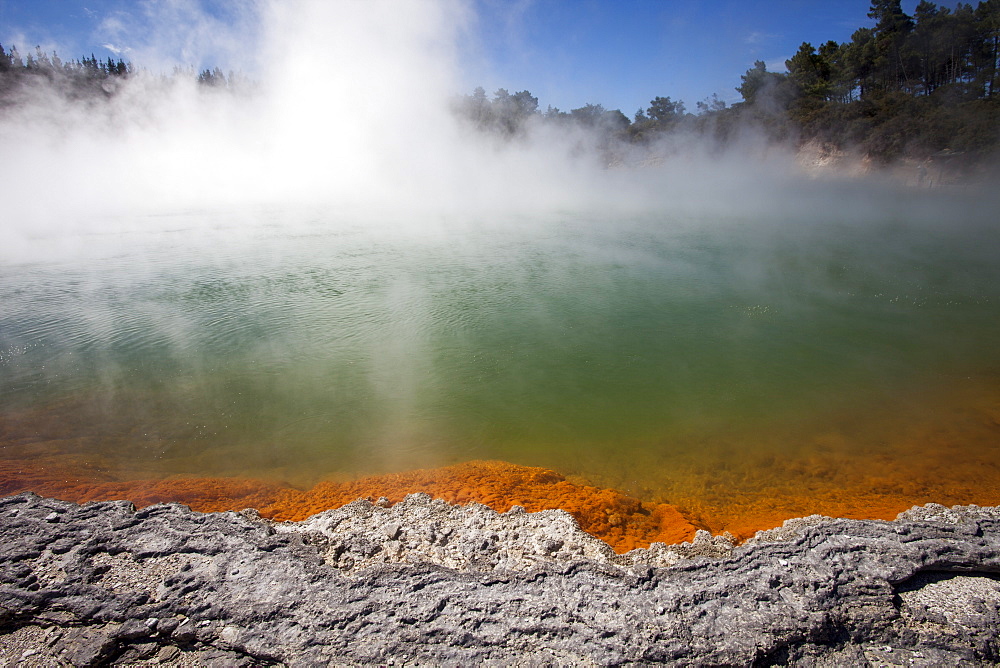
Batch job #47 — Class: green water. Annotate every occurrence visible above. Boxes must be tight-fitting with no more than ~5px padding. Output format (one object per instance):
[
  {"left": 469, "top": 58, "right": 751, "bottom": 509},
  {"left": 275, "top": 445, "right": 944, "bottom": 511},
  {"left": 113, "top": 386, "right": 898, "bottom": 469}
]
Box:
[{"left": 2, "top": 195, "right": 999, "bottom": 494}]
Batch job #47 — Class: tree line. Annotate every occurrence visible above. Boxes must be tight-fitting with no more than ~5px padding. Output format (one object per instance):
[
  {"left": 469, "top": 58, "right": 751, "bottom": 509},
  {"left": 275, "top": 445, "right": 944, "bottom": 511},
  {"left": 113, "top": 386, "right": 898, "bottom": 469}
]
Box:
[
  {"left": 762, "top": 0, "right": 999, "bottom": 163},
  {"left": 0, "top": 42, "right": 244, "bottom": 101},
  {"left": 0, "top": 44, "right": 133, "bottom": 100},
  {"left": 2, "top": 0, "right": 997, "bottom": 168},
  {"left": 454, "top": 0, "right": 999, "bottom": 166}
]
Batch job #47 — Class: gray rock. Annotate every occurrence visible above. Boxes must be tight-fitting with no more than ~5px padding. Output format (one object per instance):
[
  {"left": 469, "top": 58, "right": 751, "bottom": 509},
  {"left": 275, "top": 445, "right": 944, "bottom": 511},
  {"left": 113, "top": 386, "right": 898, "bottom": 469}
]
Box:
[{"left": 1, "top": 491, "right": 999, "bottom": 665}]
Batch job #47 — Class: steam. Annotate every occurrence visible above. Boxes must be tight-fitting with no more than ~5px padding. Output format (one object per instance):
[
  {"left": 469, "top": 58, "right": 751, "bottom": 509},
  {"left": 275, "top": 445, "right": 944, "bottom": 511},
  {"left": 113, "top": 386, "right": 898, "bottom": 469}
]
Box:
[
  {"left": 0, "top": 1, "right": 794, "bottom": 238},
  {"left": 0, "top": 0, "right": 988, "bottom": 260},
  {"left": 1, "top": 0, "right": 996, "bottom": 257}
]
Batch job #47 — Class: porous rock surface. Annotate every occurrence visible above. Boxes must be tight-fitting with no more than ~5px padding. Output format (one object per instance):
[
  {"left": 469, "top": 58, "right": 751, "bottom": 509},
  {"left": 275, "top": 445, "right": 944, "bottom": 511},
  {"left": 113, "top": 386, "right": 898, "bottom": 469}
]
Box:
[{"left": 1, "top": 492, "right": 1000, "bottom": 666}]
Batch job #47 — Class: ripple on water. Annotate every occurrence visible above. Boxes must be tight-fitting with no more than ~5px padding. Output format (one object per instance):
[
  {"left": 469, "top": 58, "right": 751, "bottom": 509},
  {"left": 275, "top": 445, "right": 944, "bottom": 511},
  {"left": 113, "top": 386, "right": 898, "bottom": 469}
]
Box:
[{"left": 2, "top": 208, "right": 1000, "bottom": 536}]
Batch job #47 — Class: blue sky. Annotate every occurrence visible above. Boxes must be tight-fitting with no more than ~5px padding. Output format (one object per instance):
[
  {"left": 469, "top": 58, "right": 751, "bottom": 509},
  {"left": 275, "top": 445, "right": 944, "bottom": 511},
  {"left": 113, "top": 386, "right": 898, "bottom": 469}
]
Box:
[
  {"left": 0, "top": 1, "right": 937, "bottom": 117},
  {"left": 466, "top": 0, "right": 881, "bottom": 114}
]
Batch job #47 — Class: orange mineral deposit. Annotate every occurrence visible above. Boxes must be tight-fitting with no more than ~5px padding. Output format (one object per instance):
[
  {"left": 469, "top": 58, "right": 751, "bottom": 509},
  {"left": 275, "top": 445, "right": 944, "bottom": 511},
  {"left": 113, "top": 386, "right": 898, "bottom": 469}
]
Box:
[{"left": 5, "top": 448, "right": 1000, "bottom": 553}]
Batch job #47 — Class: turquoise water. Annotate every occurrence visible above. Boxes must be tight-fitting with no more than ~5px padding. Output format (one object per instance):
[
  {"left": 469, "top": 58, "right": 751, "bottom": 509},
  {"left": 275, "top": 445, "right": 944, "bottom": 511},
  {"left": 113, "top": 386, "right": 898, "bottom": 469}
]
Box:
[{"left": 2, "top": 194, "right": 999, "bottom": 494}]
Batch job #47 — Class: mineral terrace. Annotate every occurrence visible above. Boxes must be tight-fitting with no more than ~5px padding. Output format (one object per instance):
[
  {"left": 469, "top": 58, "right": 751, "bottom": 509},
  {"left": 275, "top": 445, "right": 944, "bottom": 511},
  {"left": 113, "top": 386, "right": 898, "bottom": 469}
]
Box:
[{"left": 2, "top": 492, "right": 1000, "bottom": 666}]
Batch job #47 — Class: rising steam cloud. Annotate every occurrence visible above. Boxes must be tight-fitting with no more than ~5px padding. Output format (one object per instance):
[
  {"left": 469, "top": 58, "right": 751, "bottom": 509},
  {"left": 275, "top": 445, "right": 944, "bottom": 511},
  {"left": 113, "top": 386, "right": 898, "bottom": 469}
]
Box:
[
  {"left": 1, "top": 0, "right": 995, "bottom": 253},
  {"left": 2, "top": 0, "right": 606, "bottom": 232}
]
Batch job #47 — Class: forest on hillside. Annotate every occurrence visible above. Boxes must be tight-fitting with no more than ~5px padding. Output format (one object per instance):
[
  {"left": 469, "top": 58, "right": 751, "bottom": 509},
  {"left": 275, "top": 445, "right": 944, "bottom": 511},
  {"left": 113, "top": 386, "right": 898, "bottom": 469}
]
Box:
[
  {"left": 1, "top": 0, "right": 998, "bottom": 172},
  {"left": 453, "top": 0, "right": 1000, "bottom": 169}
]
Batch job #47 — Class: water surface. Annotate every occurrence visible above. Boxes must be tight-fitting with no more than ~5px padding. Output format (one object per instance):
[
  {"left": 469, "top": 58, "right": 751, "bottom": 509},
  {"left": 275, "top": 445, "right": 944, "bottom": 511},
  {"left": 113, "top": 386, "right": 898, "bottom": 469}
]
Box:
[{"left": 2, "top": 192, "right": 999, "bottom": 528}]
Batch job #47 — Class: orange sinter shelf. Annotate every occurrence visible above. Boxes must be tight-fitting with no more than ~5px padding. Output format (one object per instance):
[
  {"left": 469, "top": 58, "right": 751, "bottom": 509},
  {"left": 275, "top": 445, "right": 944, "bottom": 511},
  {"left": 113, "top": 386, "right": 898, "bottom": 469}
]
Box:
[
  {"left": 0, "top": 460, "right": 698, "bottom": 553},
  {"left": 5, "top": 455, "right": 1000, "bottom": 553}
]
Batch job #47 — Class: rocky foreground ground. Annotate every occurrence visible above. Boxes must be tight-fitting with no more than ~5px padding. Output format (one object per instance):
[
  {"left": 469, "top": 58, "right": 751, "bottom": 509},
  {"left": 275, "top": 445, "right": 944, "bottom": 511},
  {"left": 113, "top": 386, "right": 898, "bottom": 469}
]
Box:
[{"left": 1, "top": 492, "right": 1000, "bottom": 666}]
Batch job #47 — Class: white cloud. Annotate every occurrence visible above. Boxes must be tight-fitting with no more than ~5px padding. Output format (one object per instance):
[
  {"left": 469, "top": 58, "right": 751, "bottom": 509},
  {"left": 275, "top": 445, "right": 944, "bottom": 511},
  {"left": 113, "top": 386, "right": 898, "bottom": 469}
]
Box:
[
  {"left": 744, "top": 31, "right": 777, "bottom": 45},
  {"left": 767, "top": 58, "right": 789, "bottom": 73},
  {"left": 101, "top": 42, "right": 130, "bottom": 55}
]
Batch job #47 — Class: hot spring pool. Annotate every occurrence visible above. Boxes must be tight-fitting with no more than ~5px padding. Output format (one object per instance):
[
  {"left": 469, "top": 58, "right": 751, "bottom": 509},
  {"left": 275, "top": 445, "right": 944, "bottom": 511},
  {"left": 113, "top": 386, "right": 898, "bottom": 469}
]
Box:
[{"left": 2, "top": 193, "right": 1000, "bottom": 534}]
